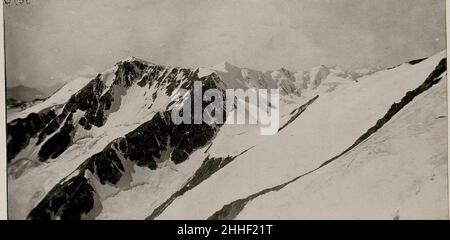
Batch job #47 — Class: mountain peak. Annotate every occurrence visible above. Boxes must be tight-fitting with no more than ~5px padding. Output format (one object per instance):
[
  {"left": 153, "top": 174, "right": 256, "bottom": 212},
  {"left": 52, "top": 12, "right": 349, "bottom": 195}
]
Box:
[
  {"left": 211, "top": 61, "right": 240, "bottom": 72},
  {"left": 121, "top": 56, "right": 155, "bottom": 66},
  {"left": 276, "top": 67, "right": 292, "bottom": 76}
]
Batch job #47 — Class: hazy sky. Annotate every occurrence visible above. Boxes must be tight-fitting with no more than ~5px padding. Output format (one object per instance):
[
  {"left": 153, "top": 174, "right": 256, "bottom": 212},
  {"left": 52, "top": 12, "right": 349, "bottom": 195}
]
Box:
[{"left": 4, "top": 0, "right": 446, "bottom": 88}]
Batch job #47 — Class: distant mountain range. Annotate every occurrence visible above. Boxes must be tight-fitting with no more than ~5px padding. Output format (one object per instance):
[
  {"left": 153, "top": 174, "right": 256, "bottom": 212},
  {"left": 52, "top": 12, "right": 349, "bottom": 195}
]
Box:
[
  {"left": 6, "top": 85, "right": 45, "bottom": 102},
  {"left": 7, "top": 82, "right": 67, "bottom": 102}
]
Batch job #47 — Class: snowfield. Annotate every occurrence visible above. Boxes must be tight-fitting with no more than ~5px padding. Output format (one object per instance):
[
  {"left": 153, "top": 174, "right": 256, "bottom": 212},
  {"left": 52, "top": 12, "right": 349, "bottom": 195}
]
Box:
[
  {"left": 236, "top": 74, "right": 448, "bottom": 220},
  {"left": 157, "top": 51, "right": 447, "bottom": 219}
]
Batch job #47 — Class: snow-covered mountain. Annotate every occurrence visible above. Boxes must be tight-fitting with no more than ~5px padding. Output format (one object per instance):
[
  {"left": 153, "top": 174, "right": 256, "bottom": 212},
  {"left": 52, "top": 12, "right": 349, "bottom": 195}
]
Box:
[
  {"left": 40, "top": 81, "right": 69, "bottom": 99},
  {"left": 6, "top": 51, "right": 448, "bottom": 220}
]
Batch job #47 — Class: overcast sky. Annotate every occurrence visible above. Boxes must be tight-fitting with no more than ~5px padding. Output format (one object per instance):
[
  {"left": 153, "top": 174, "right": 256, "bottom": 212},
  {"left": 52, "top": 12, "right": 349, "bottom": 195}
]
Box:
[{"left": 4, "top": 0, "right": 446, "bottom": 88}]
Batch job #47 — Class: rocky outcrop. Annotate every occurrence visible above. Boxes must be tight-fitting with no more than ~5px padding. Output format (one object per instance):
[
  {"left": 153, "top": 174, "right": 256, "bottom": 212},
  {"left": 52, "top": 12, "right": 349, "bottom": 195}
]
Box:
[
  {"left": 27, "top": 71, "right": 227, "bottom": 220},
  {"left": 7, "top": 109, "right": 57, "bottom": 162}
]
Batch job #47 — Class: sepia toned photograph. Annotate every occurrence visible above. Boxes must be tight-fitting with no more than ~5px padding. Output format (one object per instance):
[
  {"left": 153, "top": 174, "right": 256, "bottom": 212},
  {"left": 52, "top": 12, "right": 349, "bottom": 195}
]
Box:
[{"left": 2, "top": 0, "right": 448, "bottom": 220}]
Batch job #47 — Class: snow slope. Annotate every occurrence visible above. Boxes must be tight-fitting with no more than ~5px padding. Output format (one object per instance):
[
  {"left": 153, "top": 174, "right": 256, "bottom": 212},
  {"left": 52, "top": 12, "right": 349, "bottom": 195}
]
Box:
[
  {"left": 7, "top": 76, "right": 93, "bottom": 122},
  {"left": 156, "top": 51, "right": 447, "bottom": 219},
  {"left": 236, "top": 76, "right": 448, "bottom": 219}
]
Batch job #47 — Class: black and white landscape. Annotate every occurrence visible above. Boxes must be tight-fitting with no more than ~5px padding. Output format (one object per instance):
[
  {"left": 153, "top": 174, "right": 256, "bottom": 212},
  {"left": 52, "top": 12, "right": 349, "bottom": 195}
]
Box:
[{"left": 4, "top": 0, "right": 448, "bottom": 220}]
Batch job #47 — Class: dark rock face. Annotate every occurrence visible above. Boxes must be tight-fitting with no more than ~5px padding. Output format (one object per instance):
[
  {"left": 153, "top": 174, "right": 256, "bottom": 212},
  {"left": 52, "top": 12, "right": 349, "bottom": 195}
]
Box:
[
  {"left": 122, "top": 113, "right": 171, "bottom": 170},
  {"left": 114, "top": 60, "right": 147, "bottom": 87},
  {"left": 6, "top": 109, "right": 56, "bottom": 162},
  {"left": 28, "top": 174, "right": 95, "bottom": 220},
  {"left": 38, "top": 113, "right": 75, "bottom": 161},
  {"left": 27, "top": 69, "right": 227, "bottom": 220},
  {"left": 409, "top": 58, "right": 427, "bottom": 65},
  {"left": 86, "top": 148, "right": 125, "bottom": 185},
  {"left": 37, "top": 116, "right": 62, "bottom": 145}
]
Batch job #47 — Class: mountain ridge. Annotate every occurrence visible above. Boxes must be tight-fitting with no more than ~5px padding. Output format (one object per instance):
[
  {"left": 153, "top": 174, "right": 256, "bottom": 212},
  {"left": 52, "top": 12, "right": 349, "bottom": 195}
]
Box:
[{"left": 6, "top": 50, "right": 447, "bottom": 220}]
